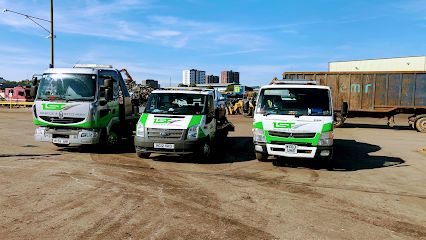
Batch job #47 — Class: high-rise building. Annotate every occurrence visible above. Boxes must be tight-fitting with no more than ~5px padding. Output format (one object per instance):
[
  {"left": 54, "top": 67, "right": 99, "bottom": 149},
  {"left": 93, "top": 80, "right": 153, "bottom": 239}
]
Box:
[
  {"left": 221, "top": 70, "right": 239, "bottom": 84},
  {"left": 182, "top": 69, "right": 205, "bottom": 85},
  {"left": 197, "top": 71, "right": 206, "bottom": 84},
  {"left": 205, "top": 75, "right": 219, "bottom": 84}
]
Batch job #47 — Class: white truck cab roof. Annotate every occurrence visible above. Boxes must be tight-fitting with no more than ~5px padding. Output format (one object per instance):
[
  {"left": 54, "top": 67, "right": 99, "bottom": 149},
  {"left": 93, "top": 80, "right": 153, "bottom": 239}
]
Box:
[
  {"left": 261, "top": 84, "right": 331, "bottom": 90},
  {"left": 151, "top": 89, "right": 212, "bottom": 96},
  {"left": 43, "top": 64, "right": 116, "bottom": 75}
]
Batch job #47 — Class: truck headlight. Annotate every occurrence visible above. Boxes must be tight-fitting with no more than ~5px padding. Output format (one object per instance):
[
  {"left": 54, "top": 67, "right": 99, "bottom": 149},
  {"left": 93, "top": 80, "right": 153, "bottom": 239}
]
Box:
[
  {"left": 318, "top": 132, "right": 333, "bottom": 146},
  {"left": 253, "top": 128, "right": 266, "bottom": 143},
  {"left": 187, "top": 125, "right": 199, "bottom": 139},
  {"left": 136, "top": 122, "right": 145, "bottom": 137}
]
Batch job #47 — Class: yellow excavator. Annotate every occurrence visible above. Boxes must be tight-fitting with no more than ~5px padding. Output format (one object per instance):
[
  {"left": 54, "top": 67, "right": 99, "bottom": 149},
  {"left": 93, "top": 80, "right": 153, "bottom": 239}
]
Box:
[{"left": 226, "top": 99, "right": 244, "bottom": 115}]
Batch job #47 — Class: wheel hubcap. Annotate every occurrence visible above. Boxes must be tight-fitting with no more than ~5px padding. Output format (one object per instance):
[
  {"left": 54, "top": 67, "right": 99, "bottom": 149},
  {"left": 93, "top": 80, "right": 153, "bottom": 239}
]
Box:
[{"left": 203, "top": 144, "right": 210, "bottom": 156}]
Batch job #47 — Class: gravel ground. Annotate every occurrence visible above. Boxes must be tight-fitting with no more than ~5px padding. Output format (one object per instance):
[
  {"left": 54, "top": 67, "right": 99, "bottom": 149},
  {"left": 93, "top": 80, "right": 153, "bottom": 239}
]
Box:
[{"left": 0, "top": 109, "right": 425, "bottom": 239}]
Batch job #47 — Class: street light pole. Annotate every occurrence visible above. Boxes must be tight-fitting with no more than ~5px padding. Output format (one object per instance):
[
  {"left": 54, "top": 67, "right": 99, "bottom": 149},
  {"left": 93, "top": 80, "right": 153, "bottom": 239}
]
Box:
[
  {"left": 3, "top": 0, "right": 55, "bottom": 68},
  {"left": 50, "top": 0, "right": 54, "bottom": 68}
]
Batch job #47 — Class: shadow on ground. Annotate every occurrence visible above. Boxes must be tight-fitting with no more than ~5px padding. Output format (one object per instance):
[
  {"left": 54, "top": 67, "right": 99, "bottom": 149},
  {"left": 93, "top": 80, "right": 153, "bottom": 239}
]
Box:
[
  {"left": 273, "top": 139, "right": 405, "bottom": 171},
  {"left": 342, "top": 123, "right": 413, "bottom": 131},
  {"left": 57, "top": 139, "right": 136, "bottom": 154},
  {"left": 150, "top": 137, "right": 255, "bottom": 164}
]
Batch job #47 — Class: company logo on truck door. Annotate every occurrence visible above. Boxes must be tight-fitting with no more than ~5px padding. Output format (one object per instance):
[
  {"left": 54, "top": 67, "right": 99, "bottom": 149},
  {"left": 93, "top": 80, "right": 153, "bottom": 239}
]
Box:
[
  {"left": 273, "top": 122, "right": 295, "bottom": 129},
  {"left": 153, "top": 118, "right": 180, "bottom": 124}
]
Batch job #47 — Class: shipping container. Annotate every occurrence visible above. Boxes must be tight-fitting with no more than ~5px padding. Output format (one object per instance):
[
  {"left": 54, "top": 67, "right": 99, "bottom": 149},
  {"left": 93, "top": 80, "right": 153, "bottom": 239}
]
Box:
[{"left": 283, "top": 71, "right": 426, "bottom": 132}]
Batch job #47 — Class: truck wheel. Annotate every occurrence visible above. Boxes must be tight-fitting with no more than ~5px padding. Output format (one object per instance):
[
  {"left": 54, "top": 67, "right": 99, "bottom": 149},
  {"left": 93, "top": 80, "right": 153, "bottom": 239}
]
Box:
[
  {"left": 136, "top": 151, "right": 151, "bottom": 158},
  {"left": 255, "top": 152, "right": 268, "bottom": 162},
  {"left": 334, "top": 113, "right": 345, "bottom": 128},
  {"left": 415, "top": 117, "right": 426, "bottom": 133},
  {"left": 201, "top": 141, "right": 212, "bottom": 159},
  {"left": 324, "top": 156, "right": 334, "bottom": 170},
  {"left": 107, "top": 130, "right": 119, "bottom": 146}
]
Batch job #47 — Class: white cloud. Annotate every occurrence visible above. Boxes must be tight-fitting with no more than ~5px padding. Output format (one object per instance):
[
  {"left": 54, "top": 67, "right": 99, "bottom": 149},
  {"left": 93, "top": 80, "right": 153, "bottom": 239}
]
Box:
[{"left": 149, "top": 30, "right": 181, "bottom": 37}]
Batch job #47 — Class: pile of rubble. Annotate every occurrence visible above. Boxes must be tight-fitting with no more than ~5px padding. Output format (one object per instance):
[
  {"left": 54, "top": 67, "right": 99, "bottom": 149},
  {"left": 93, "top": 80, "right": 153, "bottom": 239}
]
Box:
[
  {"left": 125, "top": 78, "right": 154, "bottom": 106},
  {"left": 121, "top": 69, "right": 154, "bottom": 106}
]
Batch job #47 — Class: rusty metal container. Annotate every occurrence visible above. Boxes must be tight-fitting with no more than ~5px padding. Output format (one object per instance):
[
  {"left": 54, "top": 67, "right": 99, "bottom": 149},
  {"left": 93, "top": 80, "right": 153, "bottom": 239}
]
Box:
[
  {"left": 283, "top": 71, "right": 426, "bottom": 114},
  {"left": 283, "top": 71, "right": 426, "bottom": 131}
]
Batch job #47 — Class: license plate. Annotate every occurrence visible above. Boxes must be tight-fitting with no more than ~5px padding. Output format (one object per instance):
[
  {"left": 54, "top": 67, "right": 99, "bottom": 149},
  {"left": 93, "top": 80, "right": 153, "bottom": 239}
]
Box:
[
  {"left": 285, "top": 144, "right": 297, "bottom": 154},
  {"left": 53, "top": 138, "right": 70, "bottom": 144},
  {"left": 154, "top": 143, "right": 175, "bottom": 149}
]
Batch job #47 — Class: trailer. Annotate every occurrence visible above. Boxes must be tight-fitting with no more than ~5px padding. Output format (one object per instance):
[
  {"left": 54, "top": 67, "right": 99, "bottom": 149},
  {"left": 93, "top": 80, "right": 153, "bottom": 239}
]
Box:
[{"left": 283, "top": 71, "right": 426, "bottom": 132}]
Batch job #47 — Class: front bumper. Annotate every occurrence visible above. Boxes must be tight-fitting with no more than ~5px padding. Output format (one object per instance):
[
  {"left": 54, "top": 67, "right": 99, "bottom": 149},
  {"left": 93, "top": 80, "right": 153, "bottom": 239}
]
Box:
[
  {"left": 34, "top": 127, "right": 100, "bottom": 145},
  {"left": 135, "top": 136, "right": 207, "bottom": 155},
  {"left": 254, "top": 142, "right": 332, "bottom": 159}
]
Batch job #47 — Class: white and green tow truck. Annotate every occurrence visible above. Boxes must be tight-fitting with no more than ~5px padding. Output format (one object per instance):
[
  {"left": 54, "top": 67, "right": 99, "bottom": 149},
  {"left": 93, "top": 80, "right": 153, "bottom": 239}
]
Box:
[
  {"left": 134, "top": 89, "right": 234, "bottom": 159},
  {"left": 253, "top": 80, "right": 334, "bottom": 163},
  {"left": 32, "top": 64, "right": 140, "bottom": 147}
]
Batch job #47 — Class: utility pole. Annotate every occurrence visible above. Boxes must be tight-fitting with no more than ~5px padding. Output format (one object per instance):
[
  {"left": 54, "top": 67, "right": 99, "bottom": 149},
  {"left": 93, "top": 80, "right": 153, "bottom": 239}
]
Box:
[
  {"left": 50, "top": 0, "right": 54, "bottom": 68},
  {"left": 3, "top": 0, "right": 55, "bottom": 68}
]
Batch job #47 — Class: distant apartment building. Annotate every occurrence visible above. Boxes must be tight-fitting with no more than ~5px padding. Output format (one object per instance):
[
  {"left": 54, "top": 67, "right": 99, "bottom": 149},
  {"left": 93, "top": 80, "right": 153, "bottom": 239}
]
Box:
[
  {"left": 205, "top": 75, "right": 219, "bottom": 84},
  {"left": 220, "top": 70, "right": 240, "bottom": 84},
  {"left": 182, "top": 69, "right": 206, "bottom": 85}
]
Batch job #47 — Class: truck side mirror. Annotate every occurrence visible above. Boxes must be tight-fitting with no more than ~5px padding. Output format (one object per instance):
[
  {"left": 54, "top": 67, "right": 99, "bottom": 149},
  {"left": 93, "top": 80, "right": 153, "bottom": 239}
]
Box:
[
  {"left": 30, "top": 86, "right": 38, "bottom": 98},
  {"left": 105, "top": 88, "right": 113, "bottom": 101},
  {"left": 32, "top": 77, "right": 38, "bottom": 86},
  {"left": 341, "top": 102, "right": 349, "bottom": 117}
]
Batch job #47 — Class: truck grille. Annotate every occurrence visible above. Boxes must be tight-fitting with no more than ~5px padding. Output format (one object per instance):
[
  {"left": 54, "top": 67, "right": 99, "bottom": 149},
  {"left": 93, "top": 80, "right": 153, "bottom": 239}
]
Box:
[
  {"left": 268, "top": 131, "right": 316, "bottom": 138},
  {"left": 40, "top": 116, "right": 85, "bottom": 124},
  {"left": 147, "top": 128, "right": 184, "bottom": 140}
]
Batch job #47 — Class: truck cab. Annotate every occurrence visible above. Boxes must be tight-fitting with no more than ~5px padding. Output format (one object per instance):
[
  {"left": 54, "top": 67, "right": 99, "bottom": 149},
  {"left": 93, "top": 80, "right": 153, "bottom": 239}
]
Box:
[
  {"left": 135, "top": 89, "right": 233, "bottom": 159},
  {"left": 32, "top": 64, "right": 139, "bottom": 146},
  {"left": 253, "top": 80, "right": 334, "bottom": 163}
]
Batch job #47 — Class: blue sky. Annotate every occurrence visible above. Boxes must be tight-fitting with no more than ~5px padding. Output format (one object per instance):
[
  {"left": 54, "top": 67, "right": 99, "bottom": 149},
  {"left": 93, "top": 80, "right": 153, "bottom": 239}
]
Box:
[{"left": 0, "top": 0, "right": 425, "bottom": 86}]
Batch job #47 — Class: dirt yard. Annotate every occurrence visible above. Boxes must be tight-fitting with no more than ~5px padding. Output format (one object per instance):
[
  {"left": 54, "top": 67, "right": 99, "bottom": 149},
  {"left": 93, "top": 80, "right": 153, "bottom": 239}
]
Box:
[{"left": 0, "top": 109, "right": 425, "bottom": 239}]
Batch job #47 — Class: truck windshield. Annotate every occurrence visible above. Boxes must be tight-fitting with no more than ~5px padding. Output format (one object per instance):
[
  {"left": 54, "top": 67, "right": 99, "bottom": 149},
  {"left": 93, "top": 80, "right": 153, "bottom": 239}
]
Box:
[
  {"left": 37, "top": 73, "right": 96, "bottom": 101},
  {"left": 257, "top": 88, "right": 331, "bottom": 116},
  {"left": 145, "top": 93, "right": 207, "bottom": 115}
]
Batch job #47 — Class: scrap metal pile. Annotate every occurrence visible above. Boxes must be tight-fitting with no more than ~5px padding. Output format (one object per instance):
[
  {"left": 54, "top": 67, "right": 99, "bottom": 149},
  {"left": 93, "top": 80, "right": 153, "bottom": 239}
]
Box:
[{"left": 121, "top": 69, "right": 154, "bottom": 106}]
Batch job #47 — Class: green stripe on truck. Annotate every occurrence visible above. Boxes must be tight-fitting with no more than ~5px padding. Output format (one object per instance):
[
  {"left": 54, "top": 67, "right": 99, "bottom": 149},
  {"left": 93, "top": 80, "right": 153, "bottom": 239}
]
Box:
[
  {"left": 188, "top": 115, "right": 203, "bottom": 128},
  {"left": 253, "top": 121, "right": 263, "bottom": 129},
  {"left": 139, "top": 113, "right": 149, "bottom": 125},
  {"left": 322, "top": 122, "right": 333, "bottom": 132}
]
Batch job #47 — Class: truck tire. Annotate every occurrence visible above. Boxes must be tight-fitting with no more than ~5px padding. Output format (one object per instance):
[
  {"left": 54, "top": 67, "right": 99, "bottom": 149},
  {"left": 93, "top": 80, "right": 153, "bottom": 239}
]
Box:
[
  {"left": 415, "top": 117, "right": 426, "bottom": 133},
  {"left": 255, "top": 152, "right": 268, "bottom": 162},
  {"left": 323, "top": 156, "right": 334, "bottom": 170},
  {"left": 334, "top": 113, "right": 345, "bottom": 128},
  {"left": 136, "top": 151, "right": 151, "bottom": 158},
  {"left": 201, "top": 141, "right": 212, "bottom": 159}
]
